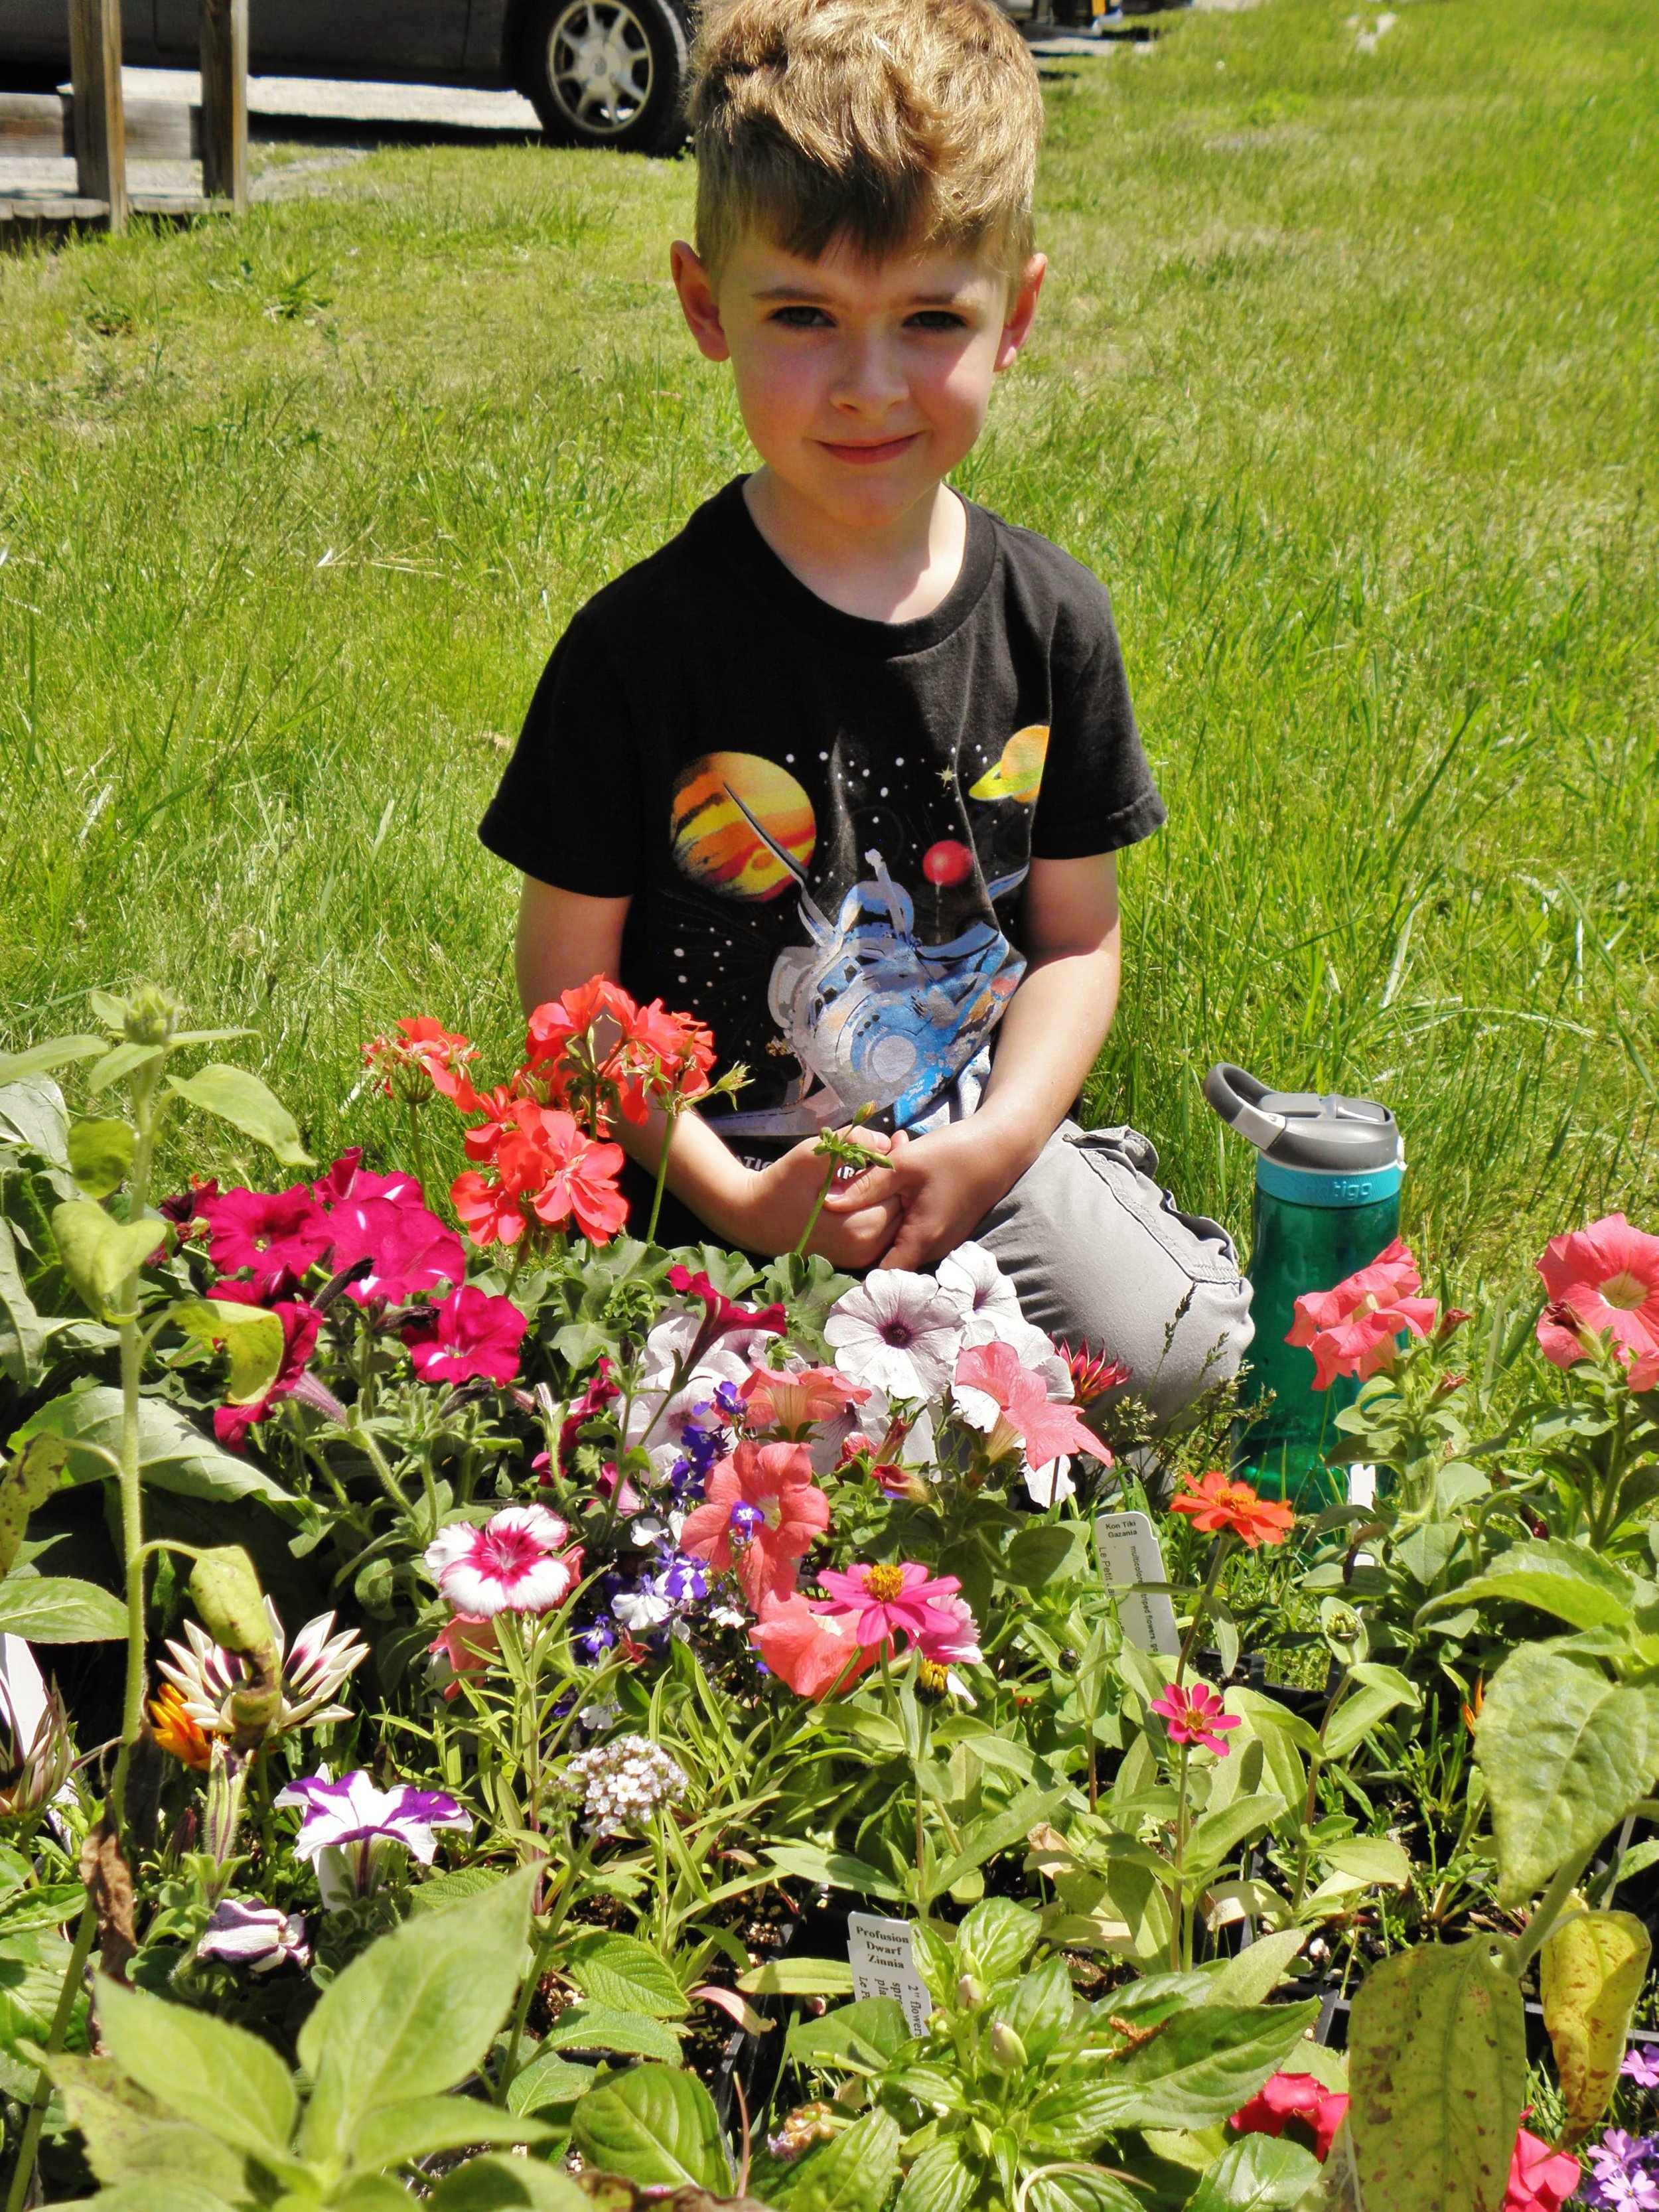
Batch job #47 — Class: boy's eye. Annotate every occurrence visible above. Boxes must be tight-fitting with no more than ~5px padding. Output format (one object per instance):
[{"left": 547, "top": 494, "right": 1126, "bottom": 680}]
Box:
[
  {"left": 906, "top": 311, "right": 970, "bottom": 332},
  {"left": 769, "top": 305, "right": 833, "bottom": 329}
]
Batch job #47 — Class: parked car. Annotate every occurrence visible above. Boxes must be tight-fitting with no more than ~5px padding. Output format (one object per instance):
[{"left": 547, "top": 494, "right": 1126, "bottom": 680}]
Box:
[{"left": 0, "top": 0, "right": 692, "bottom": 155}]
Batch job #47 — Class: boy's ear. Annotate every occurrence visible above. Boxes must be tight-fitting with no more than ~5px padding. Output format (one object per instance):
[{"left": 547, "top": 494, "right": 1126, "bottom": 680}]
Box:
[
  {"left": 994, "top": 254, "right": 1047, "bottom": 373},
  {"left": 671, "top": 240, "right": 731, "bottom": 364}
]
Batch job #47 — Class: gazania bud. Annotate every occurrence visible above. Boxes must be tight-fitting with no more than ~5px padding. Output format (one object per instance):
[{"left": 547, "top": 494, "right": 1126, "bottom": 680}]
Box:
[{"left": 0, "top": 1680, "right": 72, "bottom": 1822}]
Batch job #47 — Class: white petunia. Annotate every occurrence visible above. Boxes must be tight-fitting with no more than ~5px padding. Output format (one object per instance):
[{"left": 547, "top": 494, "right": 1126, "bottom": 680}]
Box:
[{"left": 824, "top": 1272, "right": 966, "bottom": 1400}]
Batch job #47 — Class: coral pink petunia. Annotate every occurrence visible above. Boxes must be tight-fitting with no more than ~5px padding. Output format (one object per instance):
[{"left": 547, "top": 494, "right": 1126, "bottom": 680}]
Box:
[
  {"left": 952, "top": 1339, "right": 1113, "bottom": 1503},
  {"left": 427, "top": 1611, "right": 500, "bottom": 1701},
  {"left": 403, "top": 1285, "right": 528, "bottom": 1387},
  {"left": 679, "top": 1441, "right": 830, "bottom": 1605},
  {"left": 1504, "top": 2127, "right": 1580, "bottom": 2212},
  {"left": 750, "top": 1592, "right": 876, "bottom": 1701},
  {"left": 424, "top": 1506, "right": 584, "bottom": 1617},
  {"left": 1169, "top": 1469, "right": 1297, "bottom": 1550},
  {"left": 198, "top": 1184, "right": 332, "bottom": 1299},
  {"left": 1285, "top": 1239, "right": 1439, "bottom": 1390},
  {"left": 1536, "top": 1213, "right": 1659, "bottom": 1388},
  {"left": 815, "top": 1560, "right": 963, "bottom": 1655},
  {"left": 740, "top": 1364, "right": 869, "bottom": 1438},
  {"left": 1230, "top": 2073, "right": 1350, "bottom": 2163},
  {"left": 1151, "top": 1679, "right": 1240, "bottom": 1756}
]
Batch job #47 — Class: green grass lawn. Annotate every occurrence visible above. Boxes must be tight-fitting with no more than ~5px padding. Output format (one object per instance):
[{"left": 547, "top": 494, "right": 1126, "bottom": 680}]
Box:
[{"left": 1, "top": 0, "right": 1655, "bottom": 1284}]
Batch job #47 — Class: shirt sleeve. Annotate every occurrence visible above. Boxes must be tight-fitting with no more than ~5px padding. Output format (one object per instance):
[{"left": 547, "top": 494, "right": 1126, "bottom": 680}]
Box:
[
  {"left": 1029, "top": 583, "right": 1166, "bottom": 861},
  {"left": 477, "top": 612, "right": 644, "bottom": 897}
]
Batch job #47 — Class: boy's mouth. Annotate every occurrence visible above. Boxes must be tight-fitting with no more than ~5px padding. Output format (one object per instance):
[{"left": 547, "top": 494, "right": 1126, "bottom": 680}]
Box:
[{"left": 816, "top": 433, "right": 921, "bottom": 467}]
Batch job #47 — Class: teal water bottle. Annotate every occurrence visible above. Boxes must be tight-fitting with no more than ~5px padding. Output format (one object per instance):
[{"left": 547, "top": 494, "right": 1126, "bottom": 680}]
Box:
[{"left": 1202, "top": 1065, "right": 1404, "bottom": 1508}]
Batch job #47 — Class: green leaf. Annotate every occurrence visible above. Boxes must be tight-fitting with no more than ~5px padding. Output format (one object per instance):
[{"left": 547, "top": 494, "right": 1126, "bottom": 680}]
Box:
[
  {"left": 1005, "top": 1524, "right": 1087, "bottom": 1589},
  {"left": 88, "top": 1044, "right": 165, "bottom": 1093},
  {"left": 165, "top": 1065, "right": 312, "bottom": 1167},
  {"left": 1022, "top": 2172, "right": 1144, "bottom": 2212},
  {"left": 1322, "top": 1682, "right": 1414, "bottom": 1763},
  {"left": 1540, "top": 1908, "right": 1651, "bottom": 2146},
  {"left": 766, "top": 1843, "right": 908, "bottom": 1902},
  {"left": 933, "top": 1784, "right": 1070, "bottom": 1897},
  {"left": 954, "top": 1897, "right": 1041, "bottom": 1987},
  {"left": 0, "top": 1573, "right": 127, "bottom": 1641},
  {"left": 299, "top": 1865, "right": 536, "bottom": 2163},
  {"left": 543, "top": 2002, "right": 683, "bottom": 2061},
  {"left": 570, "top": 2063, "right": 732, "bottom": 2194},
  {"left": 1317, "top": 1836, "right": 1412, "bottom": 1891},
  {"left": 1206, "top": 1928, "right": 1308, "bottom": 2007},
  {"left": 67, "top": 1120, "right": 136, "bottom": 1201},
  {"left": 430, "top": 2157, "right": 591, "bottom": 2211},
  {"left": 170, "top": 1300, "right": 285, "bottom": 1406},
  {"left": 46, "top": 2053, "right": 251, "bottom": 2199},
  {"left": 1347, "top": 1939, "right": 1526, "bottom": 2212},
  {"left": 1423, "top": 1540, "right": 1638, "bottom": 1635},
  {"left": 1475, "top": 1645, "right": 1659, "bottom": 1903},
  {"left": 737, "top": 1954, "right": 856, "bottom": 1998},
  {"left": 778, "top": 2108, "right": 902, "bottom": 2212},
  {"left": 1188, "top": 2134, "right": 1323, "bottom": 2210},
  {"left": 67, "top": 2183, "right": 241, "bottom": 2212},
  {"left": 1189, "top": 1795, "right": 1286, "bottom": 1878},
  {"left": 506, "top": 2051, "right": 595, "bottom": 2116},
  {"left": 0, "top": 1434, "right": 72, "bottom": 1578},
  {"left": 995, "top": 1954, "right": 1074, "bottom": 2065},
  {"left": 1029, "top": 2002, "right": 1321, "bottom": 2144},
  {"left": 567, "top": 1931, "right": 689, "bottom": 2017},
  {"left": 786, "top": 1996, "right": 912, "bottom": 2074},
  {"left": 350, "top": 2094, "right": 554, "bottom": 2169},
  {"left": 0, "top": 1039, "right": 106, "bottom": 1087},
  {"left": 51, "top": 1201, "right": 167, "bottom": 1315},
  {"left": 893, "top": 2135, "right": 979, "bottom": 2212},
  {"left": 0, "top": 1930, "right": 87, "bottom": 2057},
  {"left": 12, "top": 1387, "right": 295, "bottom": 1506},
  {"left": 94, "top": 1975, "right": 298, "bottom": 2168},
  {"left": 0, "top": 1076, "right": 72, "bottom": 1169}
]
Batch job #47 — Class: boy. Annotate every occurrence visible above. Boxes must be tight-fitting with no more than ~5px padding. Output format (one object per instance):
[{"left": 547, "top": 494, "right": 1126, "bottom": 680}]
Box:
[{"left": 480, "top": 0, "right": 1251, "bottom": 1421}]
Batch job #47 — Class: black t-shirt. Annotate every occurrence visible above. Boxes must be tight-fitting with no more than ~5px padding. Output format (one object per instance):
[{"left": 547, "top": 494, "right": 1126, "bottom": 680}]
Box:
[{"left": 480, "top": 477, "right": 1165, "bottom": 1142}]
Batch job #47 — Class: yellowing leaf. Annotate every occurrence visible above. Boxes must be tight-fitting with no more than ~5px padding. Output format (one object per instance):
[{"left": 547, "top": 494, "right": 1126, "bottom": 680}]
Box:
[{"left": 1542, "top": 1907, "right": 1651, "bottom": 2147}]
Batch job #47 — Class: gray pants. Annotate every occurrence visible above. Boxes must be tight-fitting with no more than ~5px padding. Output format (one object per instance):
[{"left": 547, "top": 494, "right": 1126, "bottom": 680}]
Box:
[{"left": 968, "top": 1121, "right": 1254, "bottom": 1426}]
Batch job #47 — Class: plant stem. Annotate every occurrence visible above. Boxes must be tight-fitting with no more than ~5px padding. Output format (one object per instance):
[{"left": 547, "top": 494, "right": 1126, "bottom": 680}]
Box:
[
  {"left": 794, "top": 1159, "right": 837, "bottom": 1260},
  {"left": 1175, "top": 1534, "right": 1234, "bottom": 1688},
  {"left": 646, "top": 1104, "right": 678, "bottom": 1247},
  {"left": 1171, "top": 1741, "right": 1191, "bottom": 1972},
  {"left": 106, "top": 1067, "right": 164, "bottom": 1840},
  {"left": 4, "top": 1893, "right": 98, "bottom": 2212},
  {"left": 1508, "top": 1844, "right": 1599, "bottom": 1978}
]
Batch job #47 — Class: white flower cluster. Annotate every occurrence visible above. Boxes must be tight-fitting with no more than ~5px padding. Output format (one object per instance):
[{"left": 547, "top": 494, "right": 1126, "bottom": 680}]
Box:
[{"left": 555, "top": 1734, "right": 689, "bottom": 1839}]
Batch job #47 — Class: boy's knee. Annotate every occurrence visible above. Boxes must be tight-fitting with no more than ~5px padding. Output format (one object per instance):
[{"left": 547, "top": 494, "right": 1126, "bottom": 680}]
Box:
[{"left": 972, "top": 1122, "right": 1255, "bottom": 1430}]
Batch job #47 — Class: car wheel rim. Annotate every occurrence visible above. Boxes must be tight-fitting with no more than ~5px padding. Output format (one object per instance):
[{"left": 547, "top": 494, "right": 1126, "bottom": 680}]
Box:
[{"left": 547, "top": 0, "right": 655, "bottom": 135}]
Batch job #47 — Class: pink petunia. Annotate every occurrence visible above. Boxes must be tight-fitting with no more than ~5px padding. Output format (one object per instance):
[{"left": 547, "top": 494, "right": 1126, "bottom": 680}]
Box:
[
  {"left": 325, "top": 1185, "right": 465, "bottom": 1306},
  {"left": 427, "top": 1611, "right": 500, "bottom": 1701},
  {"left": 952, "top": 1339, "right": 1112, "bottom": 1506},
  {"left": 740, "top": 1364, "right": 869, "bottom": 1438},
  {"left": 1536, "top": 1213, "right": 1659, "bottom": 1390},
  {"left": 1504, "top": 2126, "right": 1580, "bottom": 2212},
  {"left": 814, "top": 1560, "right": 963, "bottom": 1655},
  {"left": 750, "top": 1592, "right": 876, "bottom": 1701},
  {"left": 679, "top": 1440, "right": 831, "bottom": 1606},
  {"left": 198, "top": 1184, "right": 332, "bottom": 1300},
  {"left": 1230, "top": 2072, "right": 1350, "bottom": 2163},
  {"left": 424, "top": 1506, "right": 584, "bottom": 1616},
  {"left": 404, "top": 1284, "right": 528, "bottom": 1387},
  {"left": 1151, "top": 1679, "right": 1240, "bottom": 1757},
  {"left": 1285, "top": 1239, "right": 1439, "bottom": 1390}
]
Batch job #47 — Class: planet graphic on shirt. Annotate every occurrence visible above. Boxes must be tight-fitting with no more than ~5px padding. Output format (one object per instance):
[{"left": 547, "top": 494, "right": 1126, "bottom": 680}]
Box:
[
  {"left": 969, "top": 723, "right": 1050, "bottom": 807},
  {"left": 670, "top": 751, "right": 817, "bottom": 903}
]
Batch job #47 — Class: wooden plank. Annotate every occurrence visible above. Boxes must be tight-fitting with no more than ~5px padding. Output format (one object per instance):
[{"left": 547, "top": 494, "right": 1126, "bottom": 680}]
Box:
[
  {"left": 199, "top": 0, "right": 248, "bottom": 215},
  {"left": 68, "top": 0, "right": 126, "bottom": 233},
  {"left": 0, "top": 92, "right": 196, "bottom": 162}
]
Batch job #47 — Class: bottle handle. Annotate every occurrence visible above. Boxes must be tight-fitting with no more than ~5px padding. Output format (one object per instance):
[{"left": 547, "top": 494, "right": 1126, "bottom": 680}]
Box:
[{"left": 1202, "top": 1064, "right": 1288, "bottom": 1155}]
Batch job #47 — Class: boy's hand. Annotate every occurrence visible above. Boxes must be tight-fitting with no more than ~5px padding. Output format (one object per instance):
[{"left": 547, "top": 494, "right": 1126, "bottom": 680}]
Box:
[
  {"left": 737, "top": 1129, "right": 906, "bottom": 1268},
  {"left": 824, "top": 1120, "right": 1027, "bottom": 1272}
]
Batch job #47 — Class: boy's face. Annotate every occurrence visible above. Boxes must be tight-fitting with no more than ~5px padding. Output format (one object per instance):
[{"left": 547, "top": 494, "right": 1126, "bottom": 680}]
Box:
[{"left": 672, "top": 230, "right": 1045, "bottom": 533}]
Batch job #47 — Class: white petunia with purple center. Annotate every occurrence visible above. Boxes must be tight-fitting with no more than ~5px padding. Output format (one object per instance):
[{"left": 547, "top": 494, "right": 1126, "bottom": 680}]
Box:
[{"left": 824, "top": 1271, "right": 966, "bottom": 1400}]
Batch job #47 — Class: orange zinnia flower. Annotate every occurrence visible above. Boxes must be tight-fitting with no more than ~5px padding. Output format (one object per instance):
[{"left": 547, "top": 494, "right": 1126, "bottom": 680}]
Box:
[
  {"left": 1169, "top": 1470, "right": 1296, "bottom": 1549},
  {"left": 148, "top": 1682, "right": 212, "bottom": 1771}
]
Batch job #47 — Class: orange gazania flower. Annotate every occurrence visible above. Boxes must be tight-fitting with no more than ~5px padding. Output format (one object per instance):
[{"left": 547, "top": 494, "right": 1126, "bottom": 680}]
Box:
[
  {"left": 1169, "top": 1471, "right": 1296, "bottom": 1550},
  {"left": 148, "top": 1682, "right": 212, "bottom": 1771}
]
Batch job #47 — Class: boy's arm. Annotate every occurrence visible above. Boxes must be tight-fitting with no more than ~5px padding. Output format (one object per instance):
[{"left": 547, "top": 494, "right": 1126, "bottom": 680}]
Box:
[
  {"left": 515, "top": 879, "right": 904, "bottom": 1264},
  {"left": 822, "top": 851, "right": 1121, "bottom": 1270}
]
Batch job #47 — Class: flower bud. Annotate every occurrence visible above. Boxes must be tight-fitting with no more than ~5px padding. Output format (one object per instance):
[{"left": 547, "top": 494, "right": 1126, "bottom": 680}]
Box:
[
  {"left": 0, "top": 1681, "right": 72, "bottom": 1822},
  {"left": 987, "top": 2022, "right": 1028, "bottom": 2072},
  {"left": 189, "top": 1548, "right": 276, "bottom": 1662},
  {"left": 956, "top": 1974, "right": 984, "bottom": 2010}
]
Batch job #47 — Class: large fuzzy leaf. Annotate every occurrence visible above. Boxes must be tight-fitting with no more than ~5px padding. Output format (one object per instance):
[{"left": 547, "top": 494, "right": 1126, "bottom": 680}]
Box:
[{"left": 11, "top": 1387, "right": 294, "bottom": 1507}]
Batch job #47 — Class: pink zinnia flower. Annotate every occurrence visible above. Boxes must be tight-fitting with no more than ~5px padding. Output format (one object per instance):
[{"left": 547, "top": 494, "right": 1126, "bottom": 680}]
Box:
[
  {"left": 404, "top": 1285, "right": 528, "bottom": 1387},
  {"left": 740, "top": 1364, "right": 869, "bottom": 1437},
  {"left": 1285, "top": 1239, "right": 1439, "bottom": 1390},
  {"left": 680, "top": 1440, "right": 830, "bottom": 1606},
  {"left": 1504, "top": 2126, "right": 1580, "bottom": 2212},
  {"left": 198, "top": 1184, "right": 332, "bottom": 1299},
  {"left": 1536, "top": 1213, "right": 1659, "bottom": 1390},
  {"left": 1151, "top": 1679, "right": 1240, "bottom": 1756},
  {"left": 1230, "top": 2073, "right": 1350, "bottom": 2162},
  {"left": 424, "top": 1506, "right": 583, "bottom": 1616},
  {"left": 914, "top": 1592, "right": 982, "bottom": 1668},
  {"left": 750, "top": 1592, "right": 875, "bottom": 1702},
  {"left": 952, "top": 1339, "right": 1112, "bottom": 1506},
  {"left": 815, "top": 1561, "right": 963, "bottom": 1655}
]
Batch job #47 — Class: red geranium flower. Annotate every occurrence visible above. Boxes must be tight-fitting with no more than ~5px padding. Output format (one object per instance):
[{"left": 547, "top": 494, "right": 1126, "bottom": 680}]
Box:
[
  {"left": 1169, "top": 1469, "right": 1296, "bottom": 1548},
  {"left": 403, "top": 1285, "right": 528, "bottom": 1387},
  {"left": 1536, "top": 1213, "right": 1659, "bottom": 1390},
  {"left": 1230, "top": 2071, "right": 1349, "bottom": 2162},
  {"left": 1285, "top": 1239, "right": 1439, "bottom": 1389},
  {"left": 680, "top": 1440, "right": 831, "bottom": 1605},
  {"left": 198, "top": 1184, "right": 332, "bottom": 1300},
  {"left": 364, "top": 1015, "right": 479, "bottom": 1105},
  {"left": 522, "top": 1110, "right": 628, "bottom": 1241},
  {"left": 524, "top": 979, "right": 638, "bottom": 1070}
]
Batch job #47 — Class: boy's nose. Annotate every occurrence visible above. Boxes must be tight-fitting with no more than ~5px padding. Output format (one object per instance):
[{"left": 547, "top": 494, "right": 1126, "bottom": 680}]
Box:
[{"left": 830, "top": 336, "right": 908, "bottom": 416}]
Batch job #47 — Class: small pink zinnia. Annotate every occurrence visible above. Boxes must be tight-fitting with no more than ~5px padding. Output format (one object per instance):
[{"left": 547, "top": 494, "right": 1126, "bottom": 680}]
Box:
[
  {"left": 1536, "top": 1213, "right": 1659, "bottom": 1390},
  {"left": 404, "top": 1284, "right": 528, "bottom": 1387},
  {"left": 1151, "top": 1679, "right": 1240, "bottom": 1756},
  {"left": 424, "top": 1506, "right": 583, "bottom": 1616},
  {"left": 914, "top": 1592, "right": 983, "bottom": 1668},
  {"left": 740, "top": 1364, "right": 869, "bottom": 1438},
  {"left": 679, "top": 1441, "right": 830, "bottom": 1606},
  {"left": 815, "top": 1561, "right": 963, "bottom": 1655},
  {"left": 1285, "top": 1240, "right": 1439, "bottom": 1390}
]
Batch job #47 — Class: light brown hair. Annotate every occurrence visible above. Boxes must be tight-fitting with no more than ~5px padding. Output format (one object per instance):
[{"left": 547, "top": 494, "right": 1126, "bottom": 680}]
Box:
[{"left": 688, "top": 0, "right": 1043, "bottom": 285}]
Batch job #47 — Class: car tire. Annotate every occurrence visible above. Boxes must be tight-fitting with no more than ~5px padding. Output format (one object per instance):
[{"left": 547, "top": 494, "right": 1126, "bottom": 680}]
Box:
[{"left": 520, "top": 0, "right": 689, "bottom": 157}]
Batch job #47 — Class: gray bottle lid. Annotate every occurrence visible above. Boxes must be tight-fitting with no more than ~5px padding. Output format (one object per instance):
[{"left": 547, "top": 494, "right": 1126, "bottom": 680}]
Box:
[{"left": 1202, "top": 1064, "right": 1402, "bottom": 1173}]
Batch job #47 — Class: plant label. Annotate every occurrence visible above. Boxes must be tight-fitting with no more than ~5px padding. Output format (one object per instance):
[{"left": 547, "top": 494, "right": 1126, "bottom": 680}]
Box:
[
  {"left": 847, "top": 1912, "right": 933, "bottom": 2036},
  {"left": 1095, "top": 1511, "right": 1181, "bottom": 1656}
]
